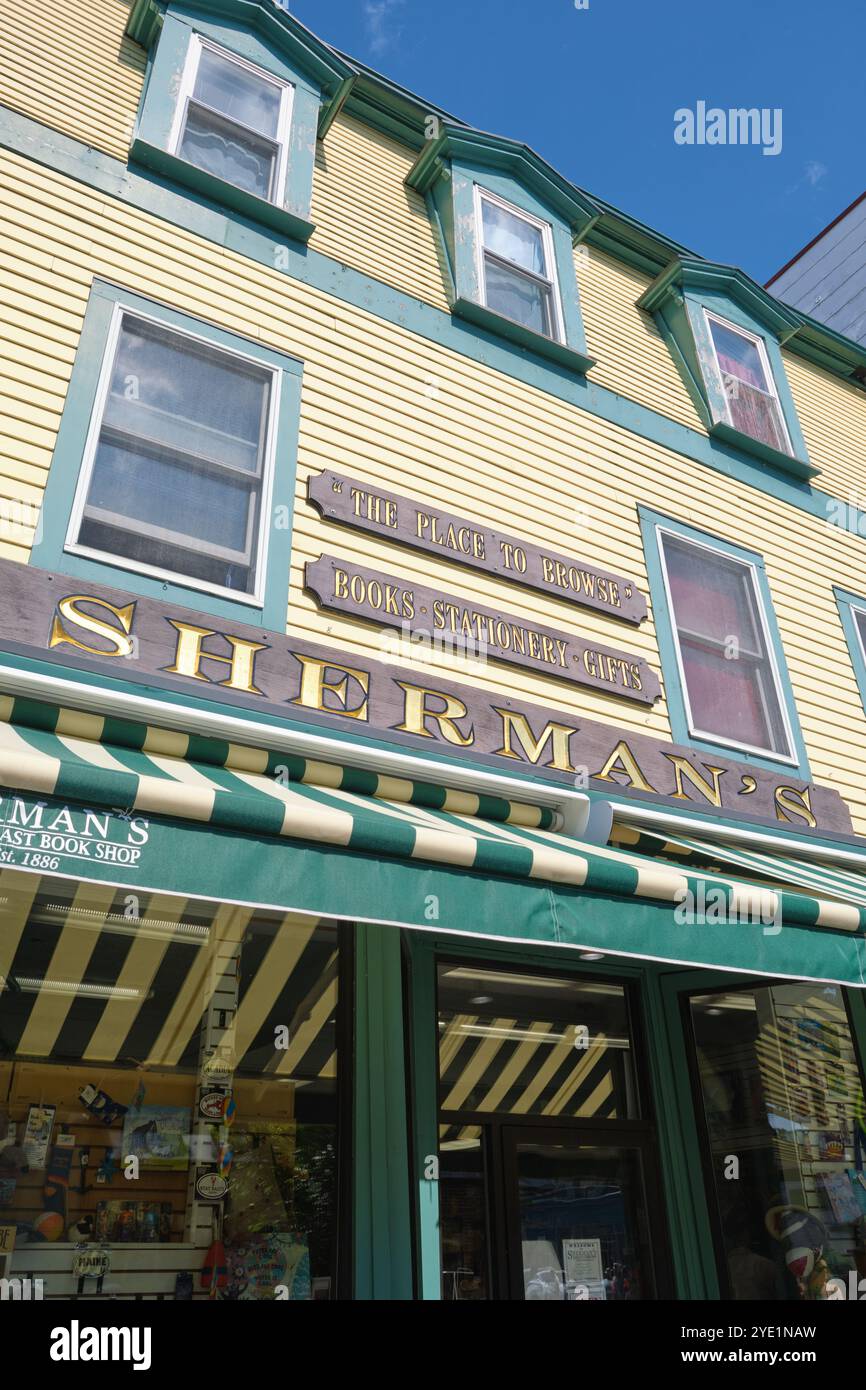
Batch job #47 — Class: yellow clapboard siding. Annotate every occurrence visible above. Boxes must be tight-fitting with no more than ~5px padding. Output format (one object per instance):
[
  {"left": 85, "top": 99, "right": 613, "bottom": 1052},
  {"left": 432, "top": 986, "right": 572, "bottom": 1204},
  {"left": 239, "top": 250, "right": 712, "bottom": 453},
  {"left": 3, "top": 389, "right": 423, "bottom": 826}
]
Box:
[
  {"left": 783, "top": 349, "right": 866, "bottom": 500},
  {"left": 310, "top": 114, "right": 451, "bottom": 310},
  {"left": 0, "top": 0, "right": 145, "bottom": 161},
  {"left": 4, "top": 148, "right": 866, "bottom": 832},
  {"left": 575, "top": 246, "right": 705, "bottom": 431}
]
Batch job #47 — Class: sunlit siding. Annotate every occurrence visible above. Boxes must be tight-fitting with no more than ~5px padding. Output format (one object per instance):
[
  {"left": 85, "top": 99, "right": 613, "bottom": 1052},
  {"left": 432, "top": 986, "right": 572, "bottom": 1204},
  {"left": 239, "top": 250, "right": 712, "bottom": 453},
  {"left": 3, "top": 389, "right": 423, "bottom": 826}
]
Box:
[
  {"left": 783, "top": 349, "right": 866, "bottom": 501},
  {"left": 0, "top": 0, "right": 146, "bottom": 161},
  {"left": 574, "top": 246, "right": 704, "bottom": 431},
  {"left": 3, "top": 149, "right": 866, "bottom": 828},
  {"left": 311, "top": 113, "right": 450, "bottom": 311}
]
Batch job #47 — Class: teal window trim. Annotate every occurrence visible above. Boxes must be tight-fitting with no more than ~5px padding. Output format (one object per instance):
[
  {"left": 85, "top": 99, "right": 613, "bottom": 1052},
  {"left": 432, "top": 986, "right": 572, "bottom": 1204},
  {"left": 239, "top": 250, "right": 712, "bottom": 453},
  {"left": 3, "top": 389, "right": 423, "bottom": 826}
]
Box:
[
  {"left": 638, "top": 260, "right": 815, "bottom": 482},
  {"left": 407, "top": 125, "right": 598, "bottom": 374},
  {"left": 835, "top": 586, "right": 866, "bottom": 717},
  {"left": 128, "top": 3, "right": 351, "bottom": 244},
  {"left": 639, "top": 506, "right": 810, "bottom": 777},
  {"left": 31, "top": 279, "right": 303, "bottom": 629}
]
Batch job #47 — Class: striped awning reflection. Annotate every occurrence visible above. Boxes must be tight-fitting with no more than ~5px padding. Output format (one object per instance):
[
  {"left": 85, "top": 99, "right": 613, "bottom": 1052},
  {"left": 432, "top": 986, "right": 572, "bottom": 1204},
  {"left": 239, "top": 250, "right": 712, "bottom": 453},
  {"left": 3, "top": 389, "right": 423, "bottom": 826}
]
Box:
[{"left": 0, "top": 868, "right": 338, "bottom": 1081}]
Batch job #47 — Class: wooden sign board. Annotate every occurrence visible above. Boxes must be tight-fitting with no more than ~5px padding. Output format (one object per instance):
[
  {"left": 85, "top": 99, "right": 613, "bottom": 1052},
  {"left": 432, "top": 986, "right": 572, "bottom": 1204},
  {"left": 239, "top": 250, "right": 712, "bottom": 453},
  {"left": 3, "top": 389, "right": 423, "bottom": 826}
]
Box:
[
  {"left": 0, "top": 559, "right": 852, "bottom": 836},
  {"left": 307, "top": 469, "right": 647, "bottom": 624},
  {"left": 305, "top": 555, "right": 661, "bottom": 705}
]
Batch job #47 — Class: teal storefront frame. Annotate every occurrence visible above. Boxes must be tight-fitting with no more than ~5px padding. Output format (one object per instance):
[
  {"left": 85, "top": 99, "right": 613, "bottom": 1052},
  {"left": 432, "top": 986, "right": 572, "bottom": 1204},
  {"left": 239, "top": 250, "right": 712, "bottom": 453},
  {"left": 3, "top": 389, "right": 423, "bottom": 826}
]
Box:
[{"left": 400, "top": 930, "right": 866, "bottom": 1302}]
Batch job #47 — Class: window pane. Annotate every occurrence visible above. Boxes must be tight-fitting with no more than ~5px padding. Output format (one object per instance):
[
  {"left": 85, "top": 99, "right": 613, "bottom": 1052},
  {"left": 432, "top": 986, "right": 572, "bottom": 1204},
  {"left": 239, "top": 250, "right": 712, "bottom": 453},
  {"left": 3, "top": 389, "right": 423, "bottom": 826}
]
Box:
[
  {"left": 484, "top": 257, "right": 553, "bottom": 337},
  {"left": 194, "top": 47, "right": 282, "bottom": 138},
  {"left": 661, "top": 534, "right": 790, "bottom": 756},
  {"left": 481, "top": 198, "right": 546, "bottom": 275},
  {"left": 689, "top": 984, "right": 866, "bottom": 1302},
  {"left": 727, "top": 380, "right": 790, "bottom": 454},
  {"left": 709, "top": 320, "right": 769, "bottom": 390},
  {"left": 0, "top": 869, "right": 342, "bottom": 1299},
  {"left": 179, "top": 105, "right": 276, "bottom": 199},
  {"left": 439, "top": 1130, "right": 490, "bottom": 1300},
  {"left": 664, "top": 537, "right": 762, "bottom": 650},
  {"left": 85, "top": 440, "right": 253, "bottom": 555},
  {"left": 514, "top": 1141, "right": 654, "bottom": 1300},
  {"left": 76, "top": 317, "right": 271, "bottom": 594},
  {"left": 437, "top": 965, "right": 639, "bottom": 1119},
  {"left": 680, "top": 641, "right": 788, "bottom": 753}
]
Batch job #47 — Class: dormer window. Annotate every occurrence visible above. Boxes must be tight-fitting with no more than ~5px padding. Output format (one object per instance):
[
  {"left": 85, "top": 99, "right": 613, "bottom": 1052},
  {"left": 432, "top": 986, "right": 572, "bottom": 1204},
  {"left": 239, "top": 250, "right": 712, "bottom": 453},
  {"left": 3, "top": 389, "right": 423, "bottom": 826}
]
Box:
[
  {"left": 171, "top": 38, "right": 293, "bottom": 203},
  {"left": 705, "top": 313, "right": 792, "bottom": 457},
  {"left": 637, "top": 259, "right": 815, "bottom": 480},
  {"left": 405, "top": 123, "right": 598, "bottom": 373},
  {"left": 125, "top": 1, "right": 355, "bottom": 244},
  {"left": 476, "top": 188, "right": 563, "bottom": 342}
]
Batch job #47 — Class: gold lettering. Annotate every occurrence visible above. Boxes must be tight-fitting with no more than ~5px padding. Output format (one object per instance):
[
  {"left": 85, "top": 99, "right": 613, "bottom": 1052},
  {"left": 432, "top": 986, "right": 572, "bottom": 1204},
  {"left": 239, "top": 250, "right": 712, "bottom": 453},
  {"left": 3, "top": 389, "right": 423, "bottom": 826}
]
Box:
[
  {"left": 592, "top": 741, "right": 655, "bottom": 793},
  {"left": 774, "top": 784, "right": 817, "bottom": 828},
  {"left": 49, "top": 594, "right": 136, "bottom": 658},
  {"left": 395, "top": 682, "right": 474, "bottom": 745},
  {"left": 164, "top": 621, "right": 268, "bottom": 695},
  {"left": 492, "top": 709, "right": 576, "bottom": 772},
  {"left": 290, "top": 653, "right": 369, "bottom": 719},
  {"left": 663, "top": 754, "right": 727, "bottom": 807}
]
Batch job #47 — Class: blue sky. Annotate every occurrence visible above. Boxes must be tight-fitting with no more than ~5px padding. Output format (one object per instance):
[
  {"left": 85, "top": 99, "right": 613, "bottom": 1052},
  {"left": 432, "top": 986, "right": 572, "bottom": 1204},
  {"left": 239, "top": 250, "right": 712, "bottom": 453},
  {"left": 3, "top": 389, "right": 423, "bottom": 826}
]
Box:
[{"left": 291, "top": 0, "right": 866, "bottom": 284}]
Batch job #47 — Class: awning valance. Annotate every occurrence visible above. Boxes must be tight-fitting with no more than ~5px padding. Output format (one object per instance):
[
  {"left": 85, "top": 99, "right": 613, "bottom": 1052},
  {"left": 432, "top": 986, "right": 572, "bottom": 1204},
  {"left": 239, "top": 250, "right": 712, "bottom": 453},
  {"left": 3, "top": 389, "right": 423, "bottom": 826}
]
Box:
[{"left": 1, "top": 703, "right": 865, "bottom": 986}]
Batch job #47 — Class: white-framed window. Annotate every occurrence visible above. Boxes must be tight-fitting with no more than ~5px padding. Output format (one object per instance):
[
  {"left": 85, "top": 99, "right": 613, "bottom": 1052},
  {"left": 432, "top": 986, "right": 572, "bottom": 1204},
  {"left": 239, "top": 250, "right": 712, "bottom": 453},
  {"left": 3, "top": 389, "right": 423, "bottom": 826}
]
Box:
[
  {"left": 169, "top": 35, "right": 294, "bottom": 203},
  {"left": 850, "top": 604, "right": 866, "bottom": 667},
  {"left": 656, "top": 527, "right": 796, "bottom": 762},
  {"left": 705, "top": 311, "right": 792, "bottom": 456},
  {"left": 65, "top": 305, "right": 280, "bottom": 605},
  {"left": 474, "top": 186, "right": 564, "bottom": 342}
]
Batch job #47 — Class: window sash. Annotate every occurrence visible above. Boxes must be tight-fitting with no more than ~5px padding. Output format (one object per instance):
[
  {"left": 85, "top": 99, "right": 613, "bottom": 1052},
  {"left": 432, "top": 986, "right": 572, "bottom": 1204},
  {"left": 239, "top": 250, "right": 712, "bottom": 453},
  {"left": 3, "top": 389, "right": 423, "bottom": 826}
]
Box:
[
  {"left": 179, "top": 99, "right": 281, "bottom": 201},
  {"left": 658, "top": 528, "right": 795, "bottom": 761},
  {"left": 66, "top": 306, "right": 278, "bottom": 604},
  {"left": 475, "top": 187, "right": 563, "bottom": 342},
  {"left": 705, "top": 311, "right": 793, "bottom": 455},
  {"left": 481, "top": 251, "right": 556, "bottom": 338},
  {"left": 170, "top": 36, "right": 292, "bottom": 206}
]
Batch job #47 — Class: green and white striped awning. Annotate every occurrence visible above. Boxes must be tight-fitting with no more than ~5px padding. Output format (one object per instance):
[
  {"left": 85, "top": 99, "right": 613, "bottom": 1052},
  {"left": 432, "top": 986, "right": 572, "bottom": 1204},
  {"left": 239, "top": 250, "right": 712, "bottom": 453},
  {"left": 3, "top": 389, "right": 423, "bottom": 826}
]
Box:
[{"left": 1, "top": 698, "right": 866, "bottom": 986}]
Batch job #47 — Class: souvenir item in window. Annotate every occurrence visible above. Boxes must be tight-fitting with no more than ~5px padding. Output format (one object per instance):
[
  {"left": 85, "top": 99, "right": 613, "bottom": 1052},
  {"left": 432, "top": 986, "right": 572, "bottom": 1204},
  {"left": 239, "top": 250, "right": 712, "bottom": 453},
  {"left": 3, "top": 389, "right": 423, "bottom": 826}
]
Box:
[
  {"left": 96, "top": 1148, "right": 117, "bottom": 1185},
  {"left": 765, "top": 1204, "right": 838, "bottom": 1299},
  {"left": 121, "top": 1105, "right": 191, "bottom": 1170},
  {"left": 93, "top": 1199, "right": 173, "bottom": 1242},
  {"left": 819, "top": 1132, "right": 846, "bottom": 1162},
  {"left": 22, "top": 1104, "right": 56, "bottom": 1168},
  {"left": 848, "top": 1170, "right": 866, "bottom": 1216},
  {"left": 0, "top": 1178, "right": 16, "bottom": 1207},
  {"left": 38, "top": 1132, "right": 76, "bottom": 1241},
  {"left": 819, "top": 1172, "right": 862, "bottom": 1225},
  {"left": 222, "top": 1232, "right": 310, "bottom": 1300},
  {"left": 72, "top": 1244, "right": 111, "bottom": 1297},
  {"left": 79, "top": 1084, "right": 127, "bottom": 1127}
]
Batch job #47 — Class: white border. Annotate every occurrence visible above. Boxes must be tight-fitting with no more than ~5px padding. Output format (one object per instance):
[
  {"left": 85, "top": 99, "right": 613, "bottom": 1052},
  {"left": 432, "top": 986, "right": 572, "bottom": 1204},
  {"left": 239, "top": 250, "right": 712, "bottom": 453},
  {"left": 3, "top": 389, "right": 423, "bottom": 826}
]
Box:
[
  {"left": 655, "top": 523, "right": 798, "bottom": 766},
  {"left": 168, "top": 33, "right": 294, "bottom": 205},
  {"left": 64, "top": 300, "right": 282, "bottom": 608},
  {"left": 473, "top": 184, "right": 565, "bottom": 344}
]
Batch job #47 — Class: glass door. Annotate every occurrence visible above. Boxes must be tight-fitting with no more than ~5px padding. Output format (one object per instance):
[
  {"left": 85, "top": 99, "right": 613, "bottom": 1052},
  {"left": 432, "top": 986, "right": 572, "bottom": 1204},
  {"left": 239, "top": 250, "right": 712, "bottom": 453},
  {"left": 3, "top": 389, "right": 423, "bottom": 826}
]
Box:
[
  {"left": 502, "top": 1126, "right": 659, "bottom": 1300},
  {"left": 436, "top": 959, "right": 671, "bottom": 1299}
]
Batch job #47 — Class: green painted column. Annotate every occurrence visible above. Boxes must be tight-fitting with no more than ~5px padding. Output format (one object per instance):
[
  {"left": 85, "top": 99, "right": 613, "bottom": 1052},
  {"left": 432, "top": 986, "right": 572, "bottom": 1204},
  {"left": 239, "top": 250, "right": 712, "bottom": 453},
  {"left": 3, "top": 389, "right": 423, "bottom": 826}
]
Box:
[
  {"left": 404, "top": 933, "right": 442, "bottom": 1299},
  {"left": 353, "top": 922, "right": 415, "bottom": 1299},
  {"left": 646, "top": 968, "right": 720, "bottom": 1299}
]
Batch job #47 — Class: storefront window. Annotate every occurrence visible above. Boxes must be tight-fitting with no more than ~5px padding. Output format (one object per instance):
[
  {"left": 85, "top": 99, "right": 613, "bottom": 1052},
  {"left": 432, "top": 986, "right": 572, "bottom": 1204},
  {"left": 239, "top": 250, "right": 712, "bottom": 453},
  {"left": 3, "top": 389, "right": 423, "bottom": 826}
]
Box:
[
  {"left": 436, "top": 962, "right": 663, "bottom": 1300},
  {"left": 688, "top": 983, "right": 866, "bottom": 1301},
  {"left": 437, "top": 965, "right": 639, "bottom": 1119},
  {"left": 0, "top": 868, "right": 344, "bottom": 1300}
]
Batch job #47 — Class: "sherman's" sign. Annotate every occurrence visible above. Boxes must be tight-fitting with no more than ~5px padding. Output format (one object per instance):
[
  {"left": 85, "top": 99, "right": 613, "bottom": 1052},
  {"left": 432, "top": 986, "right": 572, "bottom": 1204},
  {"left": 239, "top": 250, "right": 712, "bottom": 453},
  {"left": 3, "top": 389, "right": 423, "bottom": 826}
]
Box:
[{"left": 0, "top": 560, "right": 852, "bottom": 836}]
